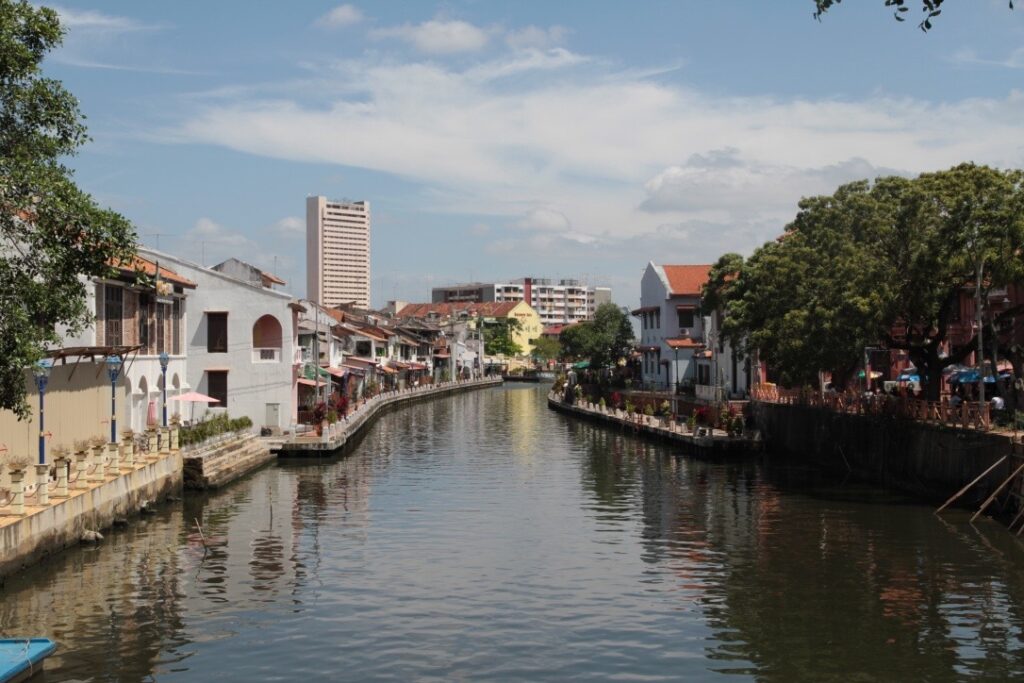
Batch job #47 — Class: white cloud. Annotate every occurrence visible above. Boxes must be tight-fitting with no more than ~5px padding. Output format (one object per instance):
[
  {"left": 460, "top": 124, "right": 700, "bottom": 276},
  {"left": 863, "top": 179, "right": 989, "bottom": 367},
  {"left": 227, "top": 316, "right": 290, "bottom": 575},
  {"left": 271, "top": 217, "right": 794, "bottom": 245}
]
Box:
[
  {"left": 371, "top": 19, "right": 489, "bottom": 54},
  {"left": 951, "top": 46, "right": 1024, "bottom": 69},
  {"left": 167, "top": 50, "right": 1024, "bottom": 267},
  {"left": 505, "top": 25, "right": 567, "bottom": 50},
  {"left": 52, "top": 5, "right": 155, "bottom": 32},
  {"left": 274, "top": 216, "right": 305, "bottom": 235},
  {"left": 514, "top": 207, "right": 570, "bottom": 231},
  {"left": 316, "top": 4, "right": 363, "bottom": 29}
]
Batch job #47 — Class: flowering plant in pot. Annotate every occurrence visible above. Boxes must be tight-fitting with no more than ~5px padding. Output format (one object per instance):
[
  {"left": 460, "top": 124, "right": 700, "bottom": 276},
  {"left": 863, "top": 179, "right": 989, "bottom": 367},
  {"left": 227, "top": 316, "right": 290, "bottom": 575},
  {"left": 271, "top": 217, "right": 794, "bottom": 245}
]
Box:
[{"left": 312, "top": 401, "right": 327, "bottom": 436}]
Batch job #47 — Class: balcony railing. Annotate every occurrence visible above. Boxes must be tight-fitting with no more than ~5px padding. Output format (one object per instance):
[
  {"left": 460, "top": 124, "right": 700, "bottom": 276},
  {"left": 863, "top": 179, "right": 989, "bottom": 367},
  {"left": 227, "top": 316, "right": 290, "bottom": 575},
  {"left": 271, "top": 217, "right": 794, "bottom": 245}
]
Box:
[{"left": 252, "top": 347, "right": 281, "bottom": 363}]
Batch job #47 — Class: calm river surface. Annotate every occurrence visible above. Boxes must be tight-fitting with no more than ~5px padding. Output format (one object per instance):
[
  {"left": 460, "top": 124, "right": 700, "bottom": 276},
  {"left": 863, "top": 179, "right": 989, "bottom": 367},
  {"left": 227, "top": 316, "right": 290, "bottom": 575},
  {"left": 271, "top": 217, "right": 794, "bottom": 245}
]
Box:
[{"left": 3, "top": 385, "right": 1024, "bottom": 681}]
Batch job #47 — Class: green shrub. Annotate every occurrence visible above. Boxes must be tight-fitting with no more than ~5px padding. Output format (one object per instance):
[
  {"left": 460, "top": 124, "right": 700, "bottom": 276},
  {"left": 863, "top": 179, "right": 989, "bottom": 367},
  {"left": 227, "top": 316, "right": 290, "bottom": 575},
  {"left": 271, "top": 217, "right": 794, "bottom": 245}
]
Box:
[{"left": 179, "top": 413, "right": 253, "bottom": 447}]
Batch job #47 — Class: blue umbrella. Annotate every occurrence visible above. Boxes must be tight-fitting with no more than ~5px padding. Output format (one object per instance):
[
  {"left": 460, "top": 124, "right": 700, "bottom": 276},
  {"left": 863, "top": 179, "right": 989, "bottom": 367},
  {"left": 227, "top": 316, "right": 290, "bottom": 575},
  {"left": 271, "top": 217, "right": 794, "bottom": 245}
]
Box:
[
  {"left": 950, "top": 369, "right": 995, "bottom": 384},
  {"left": 897, "top": 373, "right": 920, "bottom": 382}
]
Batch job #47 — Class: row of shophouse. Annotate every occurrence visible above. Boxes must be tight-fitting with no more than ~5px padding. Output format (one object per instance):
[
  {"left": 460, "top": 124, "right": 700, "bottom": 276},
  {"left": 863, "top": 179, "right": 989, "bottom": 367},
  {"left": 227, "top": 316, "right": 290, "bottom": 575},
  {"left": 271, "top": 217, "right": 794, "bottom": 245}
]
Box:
[{"left": 1, "top": 248, "right": 542, "bottom": 458}]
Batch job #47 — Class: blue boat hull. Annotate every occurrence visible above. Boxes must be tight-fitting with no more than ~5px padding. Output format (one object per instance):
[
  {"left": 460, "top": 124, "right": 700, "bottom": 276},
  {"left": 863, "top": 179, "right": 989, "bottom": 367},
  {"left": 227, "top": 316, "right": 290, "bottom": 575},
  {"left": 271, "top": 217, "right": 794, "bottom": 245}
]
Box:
[{"left": 0, "top": 639, "right": 57, "bottom": 683}]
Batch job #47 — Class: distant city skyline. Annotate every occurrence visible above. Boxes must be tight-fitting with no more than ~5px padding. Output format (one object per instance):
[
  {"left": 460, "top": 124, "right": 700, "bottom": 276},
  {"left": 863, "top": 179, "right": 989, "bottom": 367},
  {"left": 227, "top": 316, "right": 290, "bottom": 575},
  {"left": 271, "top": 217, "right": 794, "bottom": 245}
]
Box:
[{"left": 44, "top": 1, "right": 1024, "bottom": 307}]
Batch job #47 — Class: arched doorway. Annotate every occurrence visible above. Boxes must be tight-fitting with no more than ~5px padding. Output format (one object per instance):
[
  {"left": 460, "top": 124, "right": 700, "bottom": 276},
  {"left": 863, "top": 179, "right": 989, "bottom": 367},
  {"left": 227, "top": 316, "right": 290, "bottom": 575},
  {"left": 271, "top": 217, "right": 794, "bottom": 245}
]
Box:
[{"left": 252, "top": 314, "right": 283, "bottom": 362}]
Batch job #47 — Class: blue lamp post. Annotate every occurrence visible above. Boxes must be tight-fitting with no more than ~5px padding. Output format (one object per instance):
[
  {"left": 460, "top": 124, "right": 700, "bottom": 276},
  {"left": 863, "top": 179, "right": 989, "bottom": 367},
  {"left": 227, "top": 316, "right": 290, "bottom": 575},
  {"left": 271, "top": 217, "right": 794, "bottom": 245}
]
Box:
[
  {"left": 105, "top": 355, "right": 123, "bottom": 443},
  {"left": 159, "top": 351, "right": 169, "bottom": 427},
  {"left": 32, "top": 359, "right": 53, "bottom": 465}
]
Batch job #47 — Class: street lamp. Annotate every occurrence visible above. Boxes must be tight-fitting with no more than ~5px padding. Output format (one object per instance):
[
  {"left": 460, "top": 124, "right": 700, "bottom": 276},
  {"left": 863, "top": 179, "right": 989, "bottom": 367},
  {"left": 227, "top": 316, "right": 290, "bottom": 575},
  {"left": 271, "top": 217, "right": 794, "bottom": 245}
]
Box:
[
  {"left": 32, "top": 359, "right": 52, "bottom": 465},
  {"left": 159, "top": 351, "right": 170, "bottom": 427},
  {"left": 105, "top": 355, "right": 123, "bottom": 443}
]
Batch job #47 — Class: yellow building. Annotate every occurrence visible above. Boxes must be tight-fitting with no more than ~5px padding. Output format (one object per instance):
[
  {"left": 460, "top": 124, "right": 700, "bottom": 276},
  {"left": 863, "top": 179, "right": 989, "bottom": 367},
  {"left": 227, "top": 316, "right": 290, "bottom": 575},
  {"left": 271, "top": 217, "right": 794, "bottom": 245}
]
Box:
[{"left": 397, "top": 300, "right": 542, "bottom": 357}]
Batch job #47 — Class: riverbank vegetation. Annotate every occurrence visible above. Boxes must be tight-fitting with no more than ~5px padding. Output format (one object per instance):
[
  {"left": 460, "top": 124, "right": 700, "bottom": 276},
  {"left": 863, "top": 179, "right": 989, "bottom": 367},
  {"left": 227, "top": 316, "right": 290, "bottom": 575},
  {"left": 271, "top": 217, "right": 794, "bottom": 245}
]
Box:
[{"left": 705, "top": 163, "right": 1024, "bottom": 404}]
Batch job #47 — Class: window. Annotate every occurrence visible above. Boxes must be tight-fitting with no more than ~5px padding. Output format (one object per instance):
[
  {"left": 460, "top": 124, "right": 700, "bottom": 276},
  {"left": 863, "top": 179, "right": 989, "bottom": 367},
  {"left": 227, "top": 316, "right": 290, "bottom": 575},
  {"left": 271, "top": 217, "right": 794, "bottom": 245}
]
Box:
[
  {"left": 207, "top": 371, "right": 228, "bottom": 408},
  {"left": 207, "top": 312, "right": 228, "bottom": 353},
  {"left": 678, "top": 308, "right": 695, "bottom": 328},
  {"left": 172, "top": 299, "right": 181, "bottom": 355},
  {"left": 105, "top": 285, "right": 123, "bottom": 346}
]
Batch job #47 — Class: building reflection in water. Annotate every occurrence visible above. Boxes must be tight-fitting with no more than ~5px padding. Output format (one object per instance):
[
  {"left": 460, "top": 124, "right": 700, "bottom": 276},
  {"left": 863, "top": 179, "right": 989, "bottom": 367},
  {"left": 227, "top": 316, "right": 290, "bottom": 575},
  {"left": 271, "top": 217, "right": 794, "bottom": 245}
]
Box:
[{"left": 569, "top": 415, "right": 1024, "bottom": 680}]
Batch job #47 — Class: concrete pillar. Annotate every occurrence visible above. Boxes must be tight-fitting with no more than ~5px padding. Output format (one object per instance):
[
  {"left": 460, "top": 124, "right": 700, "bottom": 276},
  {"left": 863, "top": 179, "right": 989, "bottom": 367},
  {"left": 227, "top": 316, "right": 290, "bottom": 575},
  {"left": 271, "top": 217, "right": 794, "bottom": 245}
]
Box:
[
  {"left": 75, "top": 451, "right": 89, "bottom": 489},
  {"left": 108, "top": 442, "right": 120, "bottom": 473},
  {"left": 54, "top": 457, "right": 69, "bottom": 498},
  {"left": 35, "top": 463, "right": 49, "bottom": 506},
  {"left": 160, "top": 427, "right": 170, "bottom": 456},
  {"left": 9, "top": 469, "right": 25, "bottom": 516},
  {"left": 170, "top": 426, "right": 180, "bottom": 451},
  {"left": 147, "top": 429, "right": 158, "bottom": 460},
  {"left": 122, "top": 434, "right": 135, "bottom": 467},
  {"left": 90, "top": 444, "right": 105, "bottom": 482}
]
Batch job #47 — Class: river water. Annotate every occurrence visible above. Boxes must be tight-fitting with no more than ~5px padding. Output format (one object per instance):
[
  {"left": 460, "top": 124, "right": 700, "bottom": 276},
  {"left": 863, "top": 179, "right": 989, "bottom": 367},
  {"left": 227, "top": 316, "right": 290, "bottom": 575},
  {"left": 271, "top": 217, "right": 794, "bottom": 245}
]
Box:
[{"left": 2, "top": 385, "right": 1023, "bottom": 681}]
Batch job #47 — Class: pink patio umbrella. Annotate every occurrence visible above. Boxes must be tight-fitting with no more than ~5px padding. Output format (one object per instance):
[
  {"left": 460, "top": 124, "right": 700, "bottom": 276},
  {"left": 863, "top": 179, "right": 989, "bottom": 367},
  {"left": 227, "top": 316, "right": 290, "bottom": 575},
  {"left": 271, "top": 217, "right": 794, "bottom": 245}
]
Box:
[{"left": 169, "top": 391, "right": 221, "bottom": 423}]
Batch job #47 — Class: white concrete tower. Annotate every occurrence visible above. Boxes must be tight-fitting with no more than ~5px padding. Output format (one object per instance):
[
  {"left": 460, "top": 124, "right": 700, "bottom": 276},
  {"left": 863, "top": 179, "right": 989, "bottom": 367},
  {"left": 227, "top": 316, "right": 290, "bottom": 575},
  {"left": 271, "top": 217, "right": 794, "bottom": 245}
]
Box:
[{"left": 306, "top": 196, "right": 371, "bottom": 308}]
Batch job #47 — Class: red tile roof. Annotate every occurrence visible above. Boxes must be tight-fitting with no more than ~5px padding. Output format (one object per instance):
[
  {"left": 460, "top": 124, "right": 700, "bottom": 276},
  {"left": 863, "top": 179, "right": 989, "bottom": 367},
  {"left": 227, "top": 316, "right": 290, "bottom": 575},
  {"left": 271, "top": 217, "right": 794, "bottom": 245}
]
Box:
[
  {"left": 111, "top": 255, "right": 197, "bottom": 288},
  {"left": 660, "top": 264, "right": 711, "bottom": 296},
  {"left": 397, "top": 301, "right": 522, "bottom": 318},
  {"left": 666, "top": 337, "right": 704, "bottom": 349}
]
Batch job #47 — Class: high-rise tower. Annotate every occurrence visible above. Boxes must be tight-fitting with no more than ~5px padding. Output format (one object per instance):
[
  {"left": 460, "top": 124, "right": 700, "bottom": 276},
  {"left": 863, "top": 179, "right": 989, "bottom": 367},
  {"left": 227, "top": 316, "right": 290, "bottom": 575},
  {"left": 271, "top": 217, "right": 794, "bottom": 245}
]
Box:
[{"left": 306, "top": 196, "right": 371, "bottom": 308}]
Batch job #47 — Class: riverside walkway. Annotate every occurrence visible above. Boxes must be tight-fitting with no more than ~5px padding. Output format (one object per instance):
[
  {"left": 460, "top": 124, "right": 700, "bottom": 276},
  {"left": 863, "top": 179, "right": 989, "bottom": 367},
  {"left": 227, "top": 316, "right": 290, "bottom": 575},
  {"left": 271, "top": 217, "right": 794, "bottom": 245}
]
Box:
[
  {"left": 547, "top": 390, "right": 760, "bottom": 457},
  {"left": 276, "top": 377, "right": 503, "bottom": 456}
]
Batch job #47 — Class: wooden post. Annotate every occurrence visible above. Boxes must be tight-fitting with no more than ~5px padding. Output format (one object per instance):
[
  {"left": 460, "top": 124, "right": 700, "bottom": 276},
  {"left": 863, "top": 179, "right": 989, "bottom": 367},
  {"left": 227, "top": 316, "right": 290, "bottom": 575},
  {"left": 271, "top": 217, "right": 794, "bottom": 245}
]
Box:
[
  {"left": 936, "top": 456, "right": 1007, "bottom": 514},
  {"left": 970, "top": 462, "right": 1024, "bottom": 523},
  {"left": 35, "top": 463, "right": 49, "bottom": 506}
]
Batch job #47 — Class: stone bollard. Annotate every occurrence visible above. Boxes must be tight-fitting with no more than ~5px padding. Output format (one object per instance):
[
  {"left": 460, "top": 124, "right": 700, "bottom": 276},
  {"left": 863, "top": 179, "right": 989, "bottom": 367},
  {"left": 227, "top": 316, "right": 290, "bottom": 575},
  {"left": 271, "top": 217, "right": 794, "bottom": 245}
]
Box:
[
  {"left": 35, "top": 463, "right": 49, "bottom": 506},
  {"left": 108, "top": 442, "right": 120, "bottom": 473},
  {"left": 147, "top": 429, "right": 158, "bottom": 460},
  {"left": 122, "top": 434, "right": 135, "bottom": 467},
  {"left": 90, "top": 443, "right": 106, "bottom": 482},
  {"left": 75, "top": 451, "right": 89, "bottom": 489},
  {"left": 160, "top": 428, "right": 171, "bottom": 456},
  {"left": 9, "top": 468, "right": 25, "bottom": 516},
  {"left": 54, "top": 457, "right": 69, "bottom": 498},
  {"left": 170, "top": 425, "right": 180, "bottom": 450}
]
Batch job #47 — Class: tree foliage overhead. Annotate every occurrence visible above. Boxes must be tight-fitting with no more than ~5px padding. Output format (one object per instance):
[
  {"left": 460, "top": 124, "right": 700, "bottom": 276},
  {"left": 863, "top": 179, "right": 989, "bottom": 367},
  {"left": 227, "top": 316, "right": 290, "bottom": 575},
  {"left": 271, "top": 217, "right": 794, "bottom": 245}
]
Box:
[
  {"left": 559, "top": 303, "right": 634, "bottom": 369},
  {"left": 716, "top": 164, "right": 1024, "bottom": 399},
  {"left": 814, "top": 1, "right": 1014, "bottom": 31},
  {"left": 0, "top": 0, "right": 137, "bottom": 418}
]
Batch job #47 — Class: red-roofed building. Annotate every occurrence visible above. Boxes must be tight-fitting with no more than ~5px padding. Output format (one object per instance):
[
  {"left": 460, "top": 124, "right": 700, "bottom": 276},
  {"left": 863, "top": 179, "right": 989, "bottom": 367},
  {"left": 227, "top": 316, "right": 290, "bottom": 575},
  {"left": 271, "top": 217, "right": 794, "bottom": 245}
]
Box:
[{"left": 634, "top": 262, "right": 752, "bottom": 398}]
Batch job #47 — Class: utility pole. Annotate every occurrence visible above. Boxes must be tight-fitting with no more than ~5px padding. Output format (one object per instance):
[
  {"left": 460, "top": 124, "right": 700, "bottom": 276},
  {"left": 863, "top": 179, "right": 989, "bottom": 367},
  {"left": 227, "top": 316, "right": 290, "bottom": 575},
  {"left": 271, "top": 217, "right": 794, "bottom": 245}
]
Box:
[{"left": 976, "top": 257, "right": 986, "bottom": 412}]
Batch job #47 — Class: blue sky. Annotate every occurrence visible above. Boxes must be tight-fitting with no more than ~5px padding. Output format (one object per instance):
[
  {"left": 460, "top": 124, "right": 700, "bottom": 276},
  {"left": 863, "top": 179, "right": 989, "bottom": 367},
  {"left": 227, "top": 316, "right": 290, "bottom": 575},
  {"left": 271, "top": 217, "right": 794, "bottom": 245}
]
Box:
[{"left": 45, "top": 1, "right": 1024, "bottom": 307}]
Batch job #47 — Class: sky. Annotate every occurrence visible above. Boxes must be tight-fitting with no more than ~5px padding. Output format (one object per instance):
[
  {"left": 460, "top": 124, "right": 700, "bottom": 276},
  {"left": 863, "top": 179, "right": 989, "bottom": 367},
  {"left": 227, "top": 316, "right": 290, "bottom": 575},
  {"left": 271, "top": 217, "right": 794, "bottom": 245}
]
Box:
[{"left": 43, "top": 1, "right": 1024, "bottom": 308}]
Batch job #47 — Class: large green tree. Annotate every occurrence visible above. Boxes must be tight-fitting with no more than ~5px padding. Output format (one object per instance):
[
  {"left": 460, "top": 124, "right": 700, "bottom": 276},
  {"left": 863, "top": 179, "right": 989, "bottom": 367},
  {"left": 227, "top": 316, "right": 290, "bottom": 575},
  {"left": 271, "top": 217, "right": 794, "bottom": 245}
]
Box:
[
  {"left": 0, "top": 1, "right": 136, "bottom": 418},
  {"left": 530, "top": 335, "right": 561, "bottom": 363},
  {"left": 483, "top": 317, "right": 523, "bottom": 357},
  {"left": 813, "top": 1, "right": 1014, "bottom": 31},
  {"left": 559, "top": 303, "right": 634, "bottom": 369},
  {"left": 717, "top": 164, "right": 1024, "bottom": 400}
]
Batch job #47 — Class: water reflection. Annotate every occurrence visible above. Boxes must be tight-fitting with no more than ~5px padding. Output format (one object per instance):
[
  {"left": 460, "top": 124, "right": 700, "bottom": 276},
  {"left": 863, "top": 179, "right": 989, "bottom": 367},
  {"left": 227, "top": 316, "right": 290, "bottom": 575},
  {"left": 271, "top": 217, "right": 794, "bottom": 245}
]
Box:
[{"left": 0, "top": 385, "right": 1022, "bottom": 681}]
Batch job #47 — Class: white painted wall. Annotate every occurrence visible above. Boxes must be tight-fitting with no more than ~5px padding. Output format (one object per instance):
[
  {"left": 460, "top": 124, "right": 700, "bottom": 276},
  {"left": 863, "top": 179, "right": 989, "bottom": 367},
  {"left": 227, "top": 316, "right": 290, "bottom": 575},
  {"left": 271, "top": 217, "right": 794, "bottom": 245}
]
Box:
[
  {"left": 139, "top": 247, "right": 297, "bottom": 430},
  {"left": 637, "top": 262, "right": 705, "bottom": 389}
]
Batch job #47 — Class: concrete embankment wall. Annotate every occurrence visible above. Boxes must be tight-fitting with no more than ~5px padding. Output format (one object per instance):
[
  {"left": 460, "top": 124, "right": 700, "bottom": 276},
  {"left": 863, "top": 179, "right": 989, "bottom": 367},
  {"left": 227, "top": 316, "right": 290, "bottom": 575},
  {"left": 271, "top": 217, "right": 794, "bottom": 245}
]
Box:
[
  {"left": 279, "top": 378, "right": 503, "bottom": 456},
  {"left": 183, "top": 432, "right": 274, "bottom": 490},
  {"left": 751, "top": 401, "right": 1017, "bottom": 507},
  {"left": 0, "top": 452, "right": 182, "bottom": 581}
]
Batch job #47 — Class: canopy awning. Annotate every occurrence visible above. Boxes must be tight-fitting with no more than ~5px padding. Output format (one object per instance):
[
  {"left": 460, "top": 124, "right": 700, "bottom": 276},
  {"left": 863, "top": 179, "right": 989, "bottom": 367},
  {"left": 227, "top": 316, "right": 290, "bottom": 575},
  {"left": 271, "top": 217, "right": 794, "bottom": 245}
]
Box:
[
  {"left": 630, "top": 306, "right": 659, "bottom": 316},
  {"left": 573, "top": 360, "right": 590, "bottom": 369},
  {"left": 675, "top": 304, "right": 696, "bottom": 311},
  {"left": 321, "top": 365, "right": 347, "bottom": 378}
]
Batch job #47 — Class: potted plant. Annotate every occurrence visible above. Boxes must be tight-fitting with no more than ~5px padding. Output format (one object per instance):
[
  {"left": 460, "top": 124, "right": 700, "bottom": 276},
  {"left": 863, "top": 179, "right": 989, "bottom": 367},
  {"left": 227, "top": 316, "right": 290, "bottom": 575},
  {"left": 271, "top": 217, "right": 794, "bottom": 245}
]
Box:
[
  {"left": 687, "top": 413, "right": 697, "bottom": 434},
  {"left": 312, "top": 401, "right": 327, "bottom": 436},
  {"left": 89, "top": 435, "right": 107, "bottom": 480}
]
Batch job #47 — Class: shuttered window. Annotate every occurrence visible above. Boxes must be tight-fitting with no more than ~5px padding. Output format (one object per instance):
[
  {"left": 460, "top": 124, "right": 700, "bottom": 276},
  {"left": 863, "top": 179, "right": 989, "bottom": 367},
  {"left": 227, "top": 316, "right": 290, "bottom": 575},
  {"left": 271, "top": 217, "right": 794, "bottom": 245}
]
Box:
[
  {"left": 105, "top": 286, "right": 123, "bottom": 346},
  {"left": 207, "top": 312, "right": 228, "bottom": 353},
  {"left": 207, "top": 371, "right": 228, "bottom": 407}
]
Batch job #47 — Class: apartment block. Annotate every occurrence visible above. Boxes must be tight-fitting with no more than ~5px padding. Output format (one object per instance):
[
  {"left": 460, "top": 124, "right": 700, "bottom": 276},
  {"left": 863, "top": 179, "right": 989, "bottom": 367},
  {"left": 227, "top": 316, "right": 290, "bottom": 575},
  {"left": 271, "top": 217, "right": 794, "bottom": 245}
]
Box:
[
  {"left": 307, "top": 196, "right": 371, "bottom": 309},
  {"left": 431, "top": 278, "right": 612, "bottom": 326}
]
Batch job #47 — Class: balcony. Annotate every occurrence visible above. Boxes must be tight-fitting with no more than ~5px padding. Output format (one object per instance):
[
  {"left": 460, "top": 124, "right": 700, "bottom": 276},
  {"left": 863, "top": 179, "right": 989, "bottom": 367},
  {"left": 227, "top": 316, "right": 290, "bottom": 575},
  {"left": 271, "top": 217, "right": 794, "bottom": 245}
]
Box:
[{"left": 252, "top": 347, "right": 281, "bottom": 363}]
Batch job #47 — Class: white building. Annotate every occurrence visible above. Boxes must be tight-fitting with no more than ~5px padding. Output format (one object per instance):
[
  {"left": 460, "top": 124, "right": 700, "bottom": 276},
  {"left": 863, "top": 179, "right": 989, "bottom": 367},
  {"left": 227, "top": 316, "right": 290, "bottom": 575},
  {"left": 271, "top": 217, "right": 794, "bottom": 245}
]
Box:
[
  {"left": 431, "top": 277, "right": 612, "bottom": 326},
  {"left": 306, "top": 196, "right": 371, "bottom": 309},
  {"left": 61, "top": 255, "right": 195, "bottom": 433},
  {"left": 634, "top": 262, "right": 750, "bottom": 399},
  {"left": 139, "top": 247, "right": 302, "bottom": 431}
]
